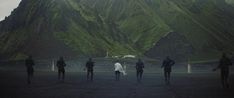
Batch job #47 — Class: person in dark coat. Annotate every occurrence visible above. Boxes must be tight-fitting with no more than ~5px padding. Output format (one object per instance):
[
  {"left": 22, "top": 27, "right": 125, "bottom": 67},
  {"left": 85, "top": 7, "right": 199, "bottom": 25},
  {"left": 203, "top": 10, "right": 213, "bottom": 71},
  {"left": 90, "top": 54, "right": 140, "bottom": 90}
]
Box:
[
  {"left": 86, "top": 58, "right": 95, "bottom": 81},
  {"left": 213, "top": 53, "right": 232, "bottom": 88},
  {"left": 56, "top": 57, "right": 66, "bottom": 81},
  {"left": 161, "top": 56, "right": 175, "bottom": 85},
  {"left": 136, "top": 59, "right": 144, "bottom": 82},
  {"left": 25, "top": 55, "right": 35, "bottom": 84}
]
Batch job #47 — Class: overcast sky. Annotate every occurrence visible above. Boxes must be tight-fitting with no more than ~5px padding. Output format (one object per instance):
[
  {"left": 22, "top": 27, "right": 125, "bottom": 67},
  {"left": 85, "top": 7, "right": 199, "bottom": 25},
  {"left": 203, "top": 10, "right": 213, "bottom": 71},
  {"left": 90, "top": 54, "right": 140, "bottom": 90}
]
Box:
[{"left": 0, "top": 0, "right": 21, "bottom": 21}]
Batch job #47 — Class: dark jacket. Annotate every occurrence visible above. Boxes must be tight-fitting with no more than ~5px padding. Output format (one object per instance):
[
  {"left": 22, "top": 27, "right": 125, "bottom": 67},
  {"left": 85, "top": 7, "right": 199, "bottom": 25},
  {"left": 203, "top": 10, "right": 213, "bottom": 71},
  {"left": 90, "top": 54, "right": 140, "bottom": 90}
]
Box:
[
  {"left": 25, "top": 58, "right": 35, "bottom": 69},
  {"left": 57, "top": 60, "right": 66, "bottom": 70},
  {"left": 136, "top": 61, "right": 144, "bottom": 71},
  {"left": 162, "top": 59, "right": 175, "bottom": 71},
  {"left": 218, "top": 57, "right": 232, "bottom": 71},
  {"left": 86, "top": 61, "right": 94, "bottom": 70}
]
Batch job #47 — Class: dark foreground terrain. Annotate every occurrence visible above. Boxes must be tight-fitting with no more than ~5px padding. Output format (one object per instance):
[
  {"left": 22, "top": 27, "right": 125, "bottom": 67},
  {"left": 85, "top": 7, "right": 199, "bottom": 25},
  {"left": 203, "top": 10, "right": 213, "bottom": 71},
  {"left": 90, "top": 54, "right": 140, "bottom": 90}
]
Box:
[{"left": 0, "top": 71, "right": 233, "bottom": 98}]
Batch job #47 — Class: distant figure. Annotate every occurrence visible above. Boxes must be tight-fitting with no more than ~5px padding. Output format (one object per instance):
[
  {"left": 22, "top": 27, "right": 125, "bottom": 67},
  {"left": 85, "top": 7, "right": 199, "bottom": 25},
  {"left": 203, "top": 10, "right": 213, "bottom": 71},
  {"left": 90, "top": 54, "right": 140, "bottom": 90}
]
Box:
[
  {"left": 213, "top": 53, "right": 232, "bottom": 88},
  {"left": 51, "top": 60, "right": 55, "bottom": 72},
  {"left": 187, "top": 63, "right": 191, "bottom": 74},
  {"left": 136, "top": 59, "right": 144, "bottom": 82},
  {"left": 25, "top": 56, "right": 35, "bottom": 84},
  {"left": 114, "top": 60, "right": 124, "bottom": 81},
  {"left": 86, "top": 58, "right": 95, "bottom": 81},
  {"left": 56, "top": 57, "right": 66, "bottom": 81},
  {"left": 161, "top": 56, "right": 175, "bottom": 85}
]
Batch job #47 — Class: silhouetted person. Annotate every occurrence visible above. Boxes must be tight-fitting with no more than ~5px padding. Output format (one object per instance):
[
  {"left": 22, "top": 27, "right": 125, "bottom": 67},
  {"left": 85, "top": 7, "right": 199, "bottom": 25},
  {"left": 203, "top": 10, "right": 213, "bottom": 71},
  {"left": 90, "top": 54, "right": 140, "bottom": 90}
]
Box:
[
  {"left": 136, "top": 59, "right": 144, "bottom": 82},
  {"left": 86, "top": 58, "right": 95, "bottom": 81},
  {"left": 56, "top": 57, "right": 66, "bottom": 81},
  {"left": 114, "top": 60, "right": 124, "bottom": 81},
  {"left": 213, "top": 53, "right": 232, "bottom": 88},
  {"left": 162, "top": 56, "right": 175, "bottom": 85},
  {"left": 25, "top": 56, "right": 35, "bottom": 84}
]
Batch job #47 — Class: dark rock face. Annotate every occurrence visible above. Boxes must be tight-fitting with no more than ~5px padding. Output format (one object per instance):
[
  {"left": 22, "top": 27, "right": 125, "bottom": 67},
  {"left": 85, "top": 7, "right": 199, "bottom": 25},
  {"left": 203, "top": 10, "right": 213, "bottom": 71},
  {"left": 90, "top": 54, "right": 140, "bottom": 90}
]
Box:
[{"left": 145, "top": 32, "right": 194, "bottom": 61}]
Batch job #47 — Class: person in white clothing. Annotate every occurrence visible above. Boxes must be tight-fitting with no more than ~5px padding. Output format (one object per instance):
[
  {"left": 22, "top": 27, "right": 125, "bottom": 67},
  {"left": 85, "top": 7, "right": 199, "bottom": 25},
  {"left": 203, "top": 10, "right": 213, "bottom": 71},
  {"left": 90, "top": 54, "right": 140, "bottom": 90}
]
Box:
[{"left": 114, "top": 60, "right": 124, "bottom": 81}]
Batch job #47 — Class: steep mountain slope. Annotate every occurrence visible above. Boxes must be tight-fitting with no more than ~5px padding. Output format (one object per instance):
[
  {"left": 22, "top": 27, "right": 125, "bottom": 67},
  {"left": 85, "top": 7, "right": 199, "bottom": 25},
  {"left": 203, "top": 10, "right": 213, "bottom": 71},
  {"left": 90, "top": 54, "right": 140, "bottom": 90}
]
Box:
[
  {"left": 226, "top": 0, "right": 234, "bottom": 6},
  {"left": 148, "top": 0, "right": 234, "bottom": 60},
  {"left": 0, "top": 0, "right": 234, "bottom": 60},
  {"left": 145, "top": 32, "right": 194, "bottom": 61},
  {"left": 0, "top": 0, "right": 78, "bottom": 59}
]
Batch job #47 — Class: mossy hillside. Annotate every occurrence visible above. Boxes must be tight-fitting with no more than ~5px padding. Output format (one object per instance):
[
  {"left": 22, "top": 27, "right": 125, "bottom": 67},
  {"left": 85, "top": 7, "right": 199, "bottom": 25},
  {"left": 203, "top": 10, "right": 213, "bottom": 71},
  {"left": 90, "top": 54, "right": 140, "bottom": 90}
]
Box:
[{"left": 0, "top": 0, "right": 234, "bottom": 60}]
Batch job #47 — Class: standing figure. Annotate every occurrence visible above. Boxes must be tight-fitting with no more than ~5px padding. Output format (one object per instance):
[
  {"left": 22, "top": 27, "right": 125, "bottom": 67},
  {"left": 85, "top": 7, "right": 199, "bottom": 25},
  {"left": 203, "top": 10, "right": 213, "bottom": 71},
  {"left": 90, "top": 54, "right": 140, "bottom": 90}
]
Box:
[
  {"left": 213, "top": 53, "right": 232, "bottom": 88},
  {"left": 136, "top": 59, "right": 144, "bottom": 82},
  {"left": 25, "top": 56, "right": 35, "bottom": 84},
  {"left": 114, "top": 60, "right": 124, "bottom": 81},
  {"left": 56, "top": 57, "right": 66, "bottom": 81},
  {"left": 161, "top": 56, "right": 175, "bottom": 85},
  {"left": 86, "top": 58, "right": 95, "bottom": 81}
]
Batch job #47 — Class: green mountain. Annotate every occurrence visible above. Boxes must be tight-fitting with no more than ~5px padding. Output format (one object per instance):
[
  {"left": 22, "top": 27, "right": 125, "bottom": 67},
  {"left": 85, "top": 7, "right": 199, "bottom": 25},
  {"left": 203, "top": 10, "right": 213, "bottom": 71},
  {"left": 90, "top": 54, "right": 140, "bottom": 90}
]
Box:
[{"left": 0, "top": 0, "right": 234, "bottom": 60}]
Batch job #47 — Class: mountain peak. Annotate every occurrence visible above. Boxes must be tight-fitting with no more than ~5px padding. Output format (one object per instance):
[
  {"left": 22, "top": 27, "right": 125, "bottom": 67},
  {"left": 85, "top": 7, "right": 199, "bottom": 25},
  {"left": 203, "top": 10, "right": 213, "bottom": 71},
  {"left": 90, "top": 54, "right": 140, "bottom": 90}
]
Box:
[{"left": 0, "top": 0, "right": 234, "bottom": 60}]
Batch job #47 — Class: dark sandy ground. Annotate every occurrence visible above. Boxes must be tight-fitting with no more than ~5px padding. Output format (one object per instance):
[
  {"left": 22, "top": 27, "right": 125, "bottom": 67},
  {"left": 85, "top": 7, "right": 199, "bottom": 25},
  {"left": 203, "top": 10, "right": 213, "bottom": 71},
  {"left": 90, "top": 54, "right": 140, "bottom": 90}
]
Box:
[{"left": 0, "top": 71, "right": 233, "bottom": 98}]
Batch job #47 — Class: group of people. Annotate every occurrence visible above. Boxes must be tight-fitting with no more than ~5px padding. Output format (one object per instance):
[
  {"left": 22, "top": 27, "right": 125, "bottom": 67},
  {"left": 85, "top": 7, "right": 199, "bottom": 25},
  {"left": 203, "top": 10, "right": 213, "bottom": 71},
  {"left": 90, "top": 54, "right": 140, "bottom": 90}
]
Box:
[
  {"left": 25, "top": 53, "right": 232, "bottom": 88},
  {"left": 25, "top": 56, "right": 67, "bottom": 84}
]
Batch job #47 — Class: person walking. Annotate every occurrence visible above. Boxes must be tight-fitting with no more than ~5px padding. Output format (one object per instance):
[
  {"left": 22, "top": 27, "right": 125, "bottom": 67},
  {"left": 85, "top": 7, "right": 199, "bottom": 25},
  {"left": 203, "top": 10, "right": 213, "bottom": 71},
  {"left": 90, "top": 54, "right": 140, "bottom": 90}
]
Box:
[
  {"left": 136, "top": 59, "right": 144, "bottom": 82},
  {"left": 161, "top": 56, "right": 175, "bottom": 85},
  {"left": 114, "top": 60, "right": 125, "bottom": 81},
  {"left": 86, "top": 58, "right": 95, "bottom": 81},
  {"left": 56, "top": 57, "right": 66, "bottom": 82},
  {"left": 25, "top": 55, "right": 35, "bottom": 84},
  {"left": 213, "top": 53, "right": 232, "bottom": 88}
]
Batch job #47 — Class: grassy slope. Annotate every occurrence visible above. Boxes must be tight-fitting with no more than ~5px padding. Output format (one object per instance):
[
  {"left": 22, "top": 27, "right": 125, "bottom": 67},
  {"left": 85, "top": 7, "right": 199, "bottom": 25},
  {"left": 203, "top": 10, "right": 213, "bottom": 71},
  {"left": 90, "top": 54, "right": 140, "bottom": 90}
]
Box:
[
  {"left": 0, "top": 0, "right": 234, "bottom": 61},
  {"left": 149, "top": 0, "right": 234, "bottom": 60},
  {"left": 52, "top": 0, "right": 171, "bottom": 57}
]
